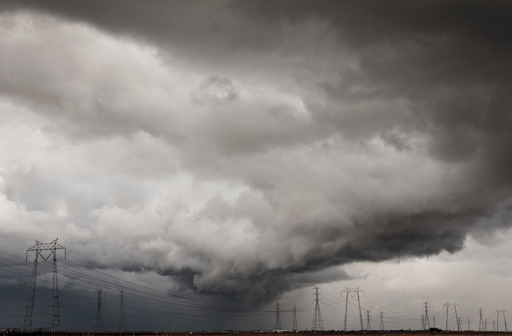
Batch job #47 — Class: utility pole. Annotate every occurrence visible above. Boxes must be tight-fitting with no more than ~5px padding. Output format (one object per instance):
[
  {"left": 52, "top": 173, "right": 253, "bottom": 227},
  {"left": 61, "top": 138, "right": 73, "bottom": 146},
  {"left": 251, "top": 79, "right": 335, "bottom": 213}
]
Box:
[
  {"left": 274, "top": 303, "right": 282, "bottom": 330},
  {"left": 22, "top": 238, "right": 66, "bottom": 332},
  {"left": 94, "top": 289, "right": 104, "bottom": 332},
  {"left": 380, "top": 312, "right": 384, "bottom": 331},
  {"left": 311, "top": 287, "right": 324, "bottom": 331},
  {"left": 292, "top": 305, "right": 298, "bottom": 331},
  {"left": 116, "top": 290, "right": 126, "bottom": 332},
  {"left": 341, "top": 287, "right": 364, "bottom": 331}
]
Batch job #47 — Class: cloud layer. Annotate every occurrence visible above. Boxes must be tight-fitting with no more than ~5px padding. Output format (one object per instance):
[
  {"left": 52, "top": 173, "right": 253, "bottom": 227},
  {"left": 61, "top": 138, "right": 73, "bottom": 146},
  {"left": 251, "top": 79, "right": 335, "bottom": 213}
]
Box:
[{"left": 1, "top": 0, "right": 512, "bottom": 304}]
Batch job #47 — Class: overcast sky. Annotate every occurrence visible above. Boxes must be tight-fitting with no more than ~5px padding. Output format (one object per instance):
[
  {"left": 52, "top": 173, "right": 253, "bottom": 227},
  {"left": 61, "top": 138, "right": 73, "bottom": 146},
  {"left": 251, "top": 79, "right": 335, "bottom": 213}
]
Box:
[{"left": 1, "top": 0, "right": 512, "bottom": 332}]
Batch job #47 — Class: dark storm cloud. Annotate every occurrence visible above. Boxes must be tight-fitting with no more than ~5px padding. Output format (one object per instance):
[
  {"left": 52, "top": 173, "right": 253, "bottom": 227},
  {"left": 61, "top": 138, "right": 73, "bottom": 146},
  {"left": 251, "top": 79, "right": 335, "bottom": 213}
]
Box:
[{"left": 1, "top": 0, "right": 512, "bottom": 306}]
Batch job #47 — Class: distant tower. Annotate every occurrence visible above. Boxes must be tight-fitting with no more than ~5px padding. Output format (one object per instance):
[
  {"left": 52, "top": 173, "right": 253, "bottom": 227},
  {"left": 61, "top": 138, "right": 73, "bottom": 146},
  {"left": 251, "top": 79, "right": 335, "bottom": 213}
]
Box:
[
  {"left": 341, "top": 287, "right": 364, "bottom": 331},
  {"left": 116, "top": 290, "right": 126, "bottom": 332},
  {"left": 479, "top": 309, "right": 485, "bottom": 331},
  {"left": 366, "top": 311, "right": 372, "bottom": 330},
  {"left": 274, "top": 303, "right": 282, "bottom": 330},
  {"left": 379, "top": 312, "right": 384, "bottom": 331},
  {"left": 22, "top": 238, "right": 66, "bottom": 332},
  {"left": 292, "top": 305, "right": 298, "bottom": 331},
  {"left": 444, "top": 302, "right": 460, "bottom": 331},
  {"left": 424, "top": 302, "right": 431, "bottom": 330},
  {"left": 497, "top": 310, "right": 508, "bottom": 332},
  {"left": 311, "top": 287, "right": 324, "bottom": 331},
  {"left": 94, "top": 289, "right": 105, "bottom": 332},
  {"left": 433, "top": 316, "right": 436, "bottom": 328}
]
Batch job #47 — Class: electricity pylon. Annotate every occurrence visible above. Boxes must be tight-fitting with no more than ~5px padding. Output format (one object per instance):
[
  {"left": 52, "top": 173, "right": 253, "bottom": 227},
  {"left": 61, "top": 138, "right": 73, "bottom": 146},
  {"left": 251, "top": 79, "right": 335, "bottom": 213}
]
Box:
[
  {"left": 479, "top": 308, "right": 485, "bottom": 331},
  {"left": 366, "top": 311, "right": 372, "bottom": 330},
  {"left": 274, "top": 302, "right": 282, "bottom": 330},
  {"left": 292, "top": 305, "right": 298, "bottom": 331},
  {"left": 444, "top": 302, "right": 460, "bottom": 331},
  {"left": 311, "top": 287, "right": 324, "bottom": 331},
  {"left": 341, "top": 287, "right": 364, "bottom": 331},
  {"left": 94, "top": 289, "right": 104, "bottom": 332},
  {"left": 380, "top": 312, "right": 384, "bottom": 331},
  {"left": 22, "top": 238, "right": 66, "bottom": 332},
  {"left": 496, "top": 310, "right": 508, "bottom": 331},
  {"left": 424, "top": 302, "right": 431, "bottom": 330},
  {"left": 116, "top": 290, "right": 126, "bottom": 332}
]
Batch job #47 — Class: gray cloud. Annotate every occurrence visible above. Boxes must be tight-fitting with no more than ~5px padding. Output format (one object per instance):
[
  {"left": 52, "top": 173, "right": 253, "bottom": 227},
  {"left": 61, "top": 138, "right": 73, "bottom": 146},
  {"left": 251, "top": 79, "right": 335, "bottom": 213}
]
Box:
[{"left": 1, "top": 0, "right": 512, "bottom": 317}]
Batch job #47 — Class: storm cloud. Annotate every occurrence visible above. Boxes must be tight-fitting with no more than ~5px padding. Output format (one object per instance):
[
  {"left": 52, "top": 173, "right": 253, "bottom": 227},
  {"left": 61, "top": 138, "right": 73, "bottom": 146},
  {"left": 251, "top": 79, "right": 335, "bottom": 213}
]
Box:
[{"left": 1, "top": 0, "right": 512, "bottom": 308}]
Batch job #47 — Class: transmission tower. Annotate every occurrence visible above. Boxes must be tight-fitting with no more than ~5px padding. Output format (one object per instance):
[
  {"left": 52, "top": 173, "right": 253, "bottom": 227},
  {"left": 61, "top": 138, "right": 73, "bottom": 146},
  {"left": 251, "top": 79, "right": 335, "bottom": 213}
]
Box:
[
  {"left": 274, "top": 302, "right": 282, "bottom": 330},
  {"left": 424, "top": 302, "right": 431, "bottom": 330},
  {"left": 341, "top": 287, "right": 364, "bottom": 331},
  {"left": 22, "top": 238, "right": 66, "bottom": 332},
  {"left": 94, "top": 289, "right": 105, "bottom": 332},
  {"left": 496, "top": 310, "right": 508, "bottom": 331},
  {"left": 444, "top": 302, "right": 460, "bottom": 331},
  {"left": 479, "top": 308, "right": 485, "bottom": 331},
  {"left": 292, "top": 305, "right": 298, "bottom": 331},
  {"left": 116, "top": 290, "right": 126, "bottom": 332},
  {"left": 433, "top": 316, "right": 436, "bottom": 328},
  {"left": 380, "top": 312, "right": 384, "bottom": 331},
  {"left": 311, "top": 287, "right": 324, "bottom": 331},
  {"left": 366, "top": 311, "right": 372, "bottom": 330}
]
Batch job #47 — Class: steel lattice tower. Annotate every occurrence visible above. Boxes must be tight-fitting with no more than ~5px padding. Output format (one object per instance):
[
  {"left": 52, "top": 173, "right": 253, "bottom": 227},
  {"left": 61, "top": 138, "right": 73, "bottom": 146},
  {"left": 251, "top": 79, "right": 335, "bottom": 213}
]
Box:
[
  {"left": 292, "top": 305, "right": 298, "bottom": 331},
  {"left": 274, "top": 302, "right": 282, "bottom": 330},
  {"left": 311, "top": 287, "right": 324, "bottom": 331},
  {"left": 424, "top": 302, "right": 431, "bottom": 330},
  {"left": 444, "top": 302, "right": 460, "bottom": 331},
  {"left": 365, "top": 311, "right": 372, "bottom": 330},
  {"left": 94, "top": 289, "right": 105, "bottom": 332},
  {"left": 496, "top": 310, "right": 508, "bottom": 331},
  {"left": 379, "top": 312, "right": 384, "bottom": 331},
  {"left": 22, "top": 238, "right": 66, "bottom": 332},
  {"left": 116, "top": 290, "right": 126, "bottom": 332},
  {"left": 342, "top": 287, "right": 364, "bottom": 331},
  {"left": 479, "top": 308, "right": 485, "bottom": 331}
]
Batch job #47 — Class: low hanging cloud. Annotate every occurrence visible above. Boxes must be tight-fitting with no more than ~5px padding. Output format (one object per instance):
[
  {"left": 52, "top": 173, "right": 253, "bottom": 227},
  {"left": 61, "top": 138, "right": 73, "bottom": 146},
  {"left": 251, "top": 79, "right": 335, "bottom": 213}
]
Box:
[{"left": 1, "top": 0, "right": 512, "bottom": 303}]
